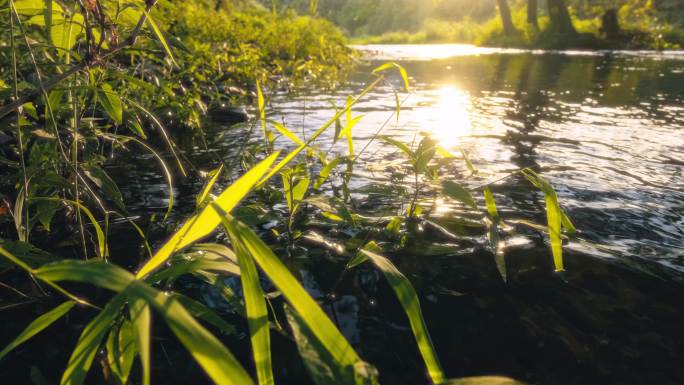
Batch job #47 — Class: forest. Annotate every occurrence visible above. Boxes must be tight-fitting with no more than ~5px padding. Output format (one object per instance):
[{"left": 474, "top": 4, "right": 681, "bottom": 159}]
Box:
[{"left": 1, "top": 1, "right": 683, "bottom": 385}]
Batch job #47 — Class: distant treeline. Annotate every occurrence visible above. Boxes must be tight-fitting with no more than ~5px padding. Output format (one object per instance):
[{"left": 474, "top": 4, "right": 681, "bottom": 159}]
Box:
[{"left": 263, "top": 0, "right": 684, "bottom": 48}]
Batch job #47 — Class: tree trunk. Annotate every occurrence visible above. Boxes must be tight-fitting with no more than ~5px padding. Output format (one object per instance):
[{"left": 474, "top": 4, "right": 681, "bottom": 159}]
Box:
[
  {"left": 547, "top": 0, "right": 576, "bottom": 35},
  {"left": 527, "top": 0, "right": 539, "bottom": 28},
  {"left": 497, "top": 0, "right": 517, "bottom": 35}
]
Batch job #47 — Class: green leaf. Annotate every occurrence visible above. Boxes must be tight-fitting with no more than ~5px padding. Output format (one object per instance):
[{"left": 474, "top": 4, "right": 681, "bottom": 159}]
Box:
[
  {"left": 214, "top": 212, "right": 367, "bottom": 378},
  {"left": 521, "top": 170, "right": 566, "bottom": 272},
  {"left": 84, "top": 164, "right": 126, "bottom": 212},
  {"left": 36, "top": 261, "right": 255, "bottom": 385},
  {"left": 271, "top": 121, "right": 305, "bottom": 146},
  {"left": 0, "top": 301, "right": 76, "bottom": 360},
  {"left": 171, "top": 293, "right": 236, "bottom": 336},
  {"left": 99, "top": 84, "right": 123, "bottom": 125},
  {"left": 197, "top": 165, "right": 224, "bottom": 208},
  {"left": 483, "top": 187, "right": 505, "bottom": 281},
  {"left": 445, "top": 377, "right": 528, "bottom": 385},
  {"left": 136, "top": 152, "right": 279, "bottom": 279},
  {"left": 226, "top": 233, "right": 273, "bottom": 385},
  {"left": 372, "top": 62, "right": 410, "bottom": 92},
  {"left": 106, "top": 319, "right": 136, "bottom": 385},
  {"left": 314, "top": 157, "right": 342, "bottom": 190},
  {"left": 379, "top": 136, "right": 413, "bottom": 159},
  {"left": 359, "top": 250, "right": 444, "bottom": 384},
  {"left": 143, "top": 10, "right": 177, "bottom": 66},
  {"left": 61, "top": 292, "right": 128, "bottom": 385},
  {"left": 129, "top": 298, "right": 151, "bottom": 385},
  {"left": 442, "top": 181, "right": 477, "bottom": 210},
  {"left": 284, "top": 305, "right": 362, "bottom": 385}
]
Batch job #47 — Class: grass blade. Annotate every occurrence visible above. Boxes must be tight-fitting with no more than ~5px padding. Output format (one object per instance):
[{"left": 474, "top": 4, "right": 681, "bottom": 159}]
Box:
[
  {"left": 359, "top": 250, "right": 444, "bottom": 384},
  {"left": 136, "top": 152, "right": 279, "bottom": 279},
  {"left": 227, "top": 233, "right": 273, "bottom": 385},
  {"left": 215, "top": 211, "right": 366, "bottom": 378},
  {"left": 483, "top": 187, "right": 505, "bottom": 281},
  {"left": 0, "top": 301, "right": 75, "bottom": 360},
  {"left": 36, "top": 260, "right": 255, "bottom": 385},
  {"left": 129, "top": 298, "right": 151, "bottom": 385},
  {"left": 60, "top": 292, "right": 128, "bottom": 385},
  {"left": 143, "top": 10, "right": 177, "bottom": 66}
]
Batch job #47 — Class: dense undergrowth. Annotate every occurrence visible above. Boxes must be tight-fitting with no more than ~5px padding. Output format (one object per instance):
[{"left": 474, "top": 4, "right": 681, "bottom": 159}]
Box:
[{"left": 0, "top": 1, "right": 577, "bottom": 385}]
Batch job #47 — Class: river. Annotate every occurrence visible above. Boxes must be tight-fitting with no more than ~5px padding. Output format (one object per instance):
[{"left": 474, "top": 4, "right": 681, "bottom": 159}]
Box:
[{"left": 107, "top": 45, "right": 684, "bottom": 384}]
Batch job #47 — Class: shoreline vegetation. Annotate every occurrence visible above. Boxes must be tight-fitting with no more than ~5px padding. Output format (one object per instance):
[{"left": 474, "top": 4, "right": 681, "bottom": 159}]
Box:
[{"left": 276, "top": 0, "right": 684, "bottom": 50}]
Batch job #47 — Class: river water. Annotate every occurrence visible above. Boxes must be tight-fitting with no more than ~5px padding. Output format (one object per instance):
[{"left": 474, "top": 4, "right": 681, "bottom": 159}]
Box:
[{"left": 105, "top": 45, "right": 684, "bottom": 384}]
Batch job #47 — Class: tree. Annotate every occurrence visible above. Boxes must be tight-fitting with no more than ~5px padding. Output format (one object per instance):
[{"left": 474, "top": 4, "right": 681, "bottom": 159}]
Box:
[
  {"left": 547, "top": 0, "right": 576, "bottom": 34},
  {"left": 527, "top": 0, "right": 538, "bottom": 28},
  {"left": 497, "top": 0, "right": 517, "bottom": 35}
]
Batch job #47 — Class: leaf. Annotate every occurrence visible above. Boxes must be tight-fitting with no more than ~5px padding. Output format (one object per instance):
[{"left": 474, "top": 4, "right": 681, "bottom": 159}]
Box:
[
  {"left": 314, "top": 157, "right": 342, "bottom": 190},
  {"left": 143, "top": 10, "right": 177, "bottom": 66},
  {"left": 214, "top": 212, "right": 367, "bottom": 379},
  {"left": 257, "top": 81, "right": 274, "bottom": 145},
  {"left": 36, "top": 261, "right": 255, "bottom": 385},
  {"left": 106, "top": 319, "right": 136, "bottom": 385},
  {"left": 0, "top": 301, "right": 76, "bottom": 360},
  {"left": 359, "top": 250, "right": 444, "bottom": 384},
  {"left": 379, "top": 136, "right": 413, "bottom": 159},
  {"left": 225, "top": 232, "right": 273, "bottom": 385},
  {"left": 171, "top": 293, "right": 236, "bottom": 336},
  {"left": 483, "top": 187, "right": 505, "bottom": 281},
  {"left": 0, "top": 240, "right": 58, "bottom": 269},
  {"left": 136, "top": 152, "right": 279, "bottom": 279},
  {"left": 445, "top": 377, "right": 528, "bottom": 385},
  {"left": 284, "top": 305, "right": 360, "bottom": 385},
  {"left": 442, "top": 181, "right": 477, "bottom": 210},
  {"left": 271, "top": 121, "right": 305, "bottom": 146},
  {"left": 129, "top": 298, "right": 151, "bottom": 385},
  {"left": 99, "top": 84, "right": 123, "bottom": 125},
  {"left": 197, "top": 165, "right": 224, "bottom": 208},
  {"left": 60, "top": 292, "right": 128, "bottom": 385},
  {"left": 84, "top": 164, "right": 126, "bottom": 212},
  {"left": 372, "top": 62, "right": 410, "bottom": 92},
  {"left": 521, "top": 170, "right": 565, "bottom": 272}
]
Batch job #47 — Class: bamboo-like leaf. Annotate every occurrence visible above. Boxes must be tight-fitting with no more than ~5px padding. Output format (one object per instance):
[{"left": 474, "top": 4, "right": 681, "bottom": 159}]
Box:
[
  {"left": 171, "top": 293, "right": 236, "bottom": 336},
  {"left": 257, "top": 81, "right": 274, "bottom": 145},
  {"left": 284, "top": 305, "right": 359, "bottom": 385},
  {"left": 136, "top": 152, "right": 279, "bottom": 279},
  {"left": 0, "top": 301, "right": 75, "bottom": 360},
  {"left": 445, "top": 377, "right": 528, "bottom": 385},
  {"left": 129, "top": 298, "right": 151, "bottom": 385},
  {"left": 197, "top": 165, "right": 224, "bottom": 208},
  {"left": 36, "top": 261, "right": 255, "bottom": 385},
  {"left": 442, "top": 181, "right": 477, "bottom": 210},
  {"left": 358, "top": 250, "right": 444, "bottom": 384},
  {"left": 372, "top": 62, "right": 410, "bottom": 92},
  {"left": 215, "top": 211, "right": 365, "bottom": 378},
  {"left": 521, "top": 170, "right": 566, "bottom": 272},
  {"left": 379, "top": 135, "right": 413, "bottom": 159},
  {"left": 224, "top": 226, "right": 274, "bottom": 385},
  {"left": 99, "top": 84, "right": 123, "bottom": 125},
  {"left": 106, "top": 319, "right": 136, "bottom": 385},
  {"left": 143, "top": 10, "right": 177, "bottom": 66},
  {"left": 483, "top": 187, "right": 505, "bottom": 281},
  {"left": 314, "top": 157, "right": 342, "bottom": 190},
  {"left": 271, "top": 121, "right": 305, "bottom": 146},
  {"left": 60, "top": 292, "right": 128, "bottom": 385}
]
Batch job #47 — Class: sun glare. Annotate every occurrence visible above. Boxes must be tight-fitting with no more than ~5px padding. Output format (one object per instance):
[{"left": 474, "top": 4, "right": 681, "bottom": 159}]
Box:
[{"left": 425, "top": 86, "right": 472, "bottom": 149}]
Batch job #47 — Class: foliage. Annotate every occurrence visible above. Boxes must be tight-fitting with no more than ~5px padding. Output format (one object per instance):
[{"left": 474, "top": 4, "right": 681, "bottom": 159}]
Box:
[{"left": 0, "top": 1, "right": 575, "bottom": 384}]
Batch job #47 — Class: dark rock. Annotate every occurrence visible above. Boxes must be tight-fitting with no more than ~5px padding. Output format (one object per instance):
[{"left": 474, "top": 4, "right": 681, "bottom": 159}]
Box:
[{"left": 208, "top": 105, "right": 250, "bottom": 124}]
